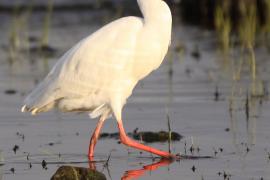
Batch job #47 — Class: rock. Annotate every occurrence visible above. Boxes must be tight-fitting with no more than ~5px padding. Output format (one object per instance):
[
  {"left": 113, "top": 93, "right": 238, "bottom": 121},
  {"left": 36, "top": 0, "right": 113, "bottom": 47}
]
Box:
[
  {"left": 51, "top": 166, "right": 106, "bottom": 180},
  {"left": 100, "top": 131, "right": 183, "bottom": 143},
  {"left": 132, "top": 131, "right": 183, "bottom": 143}
]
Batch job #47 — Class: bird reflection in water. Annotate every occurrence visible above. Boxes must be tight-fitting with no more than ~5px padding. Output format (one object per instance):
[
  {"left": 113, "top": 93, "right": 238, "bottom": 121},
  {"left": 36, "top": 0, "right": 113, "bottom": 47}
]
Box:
[
  {"left": 88, "top": 157, "right": 173, "bottom": 180},
  {"left": 121, "top": 158, "right": 173, "bottom": 180}
]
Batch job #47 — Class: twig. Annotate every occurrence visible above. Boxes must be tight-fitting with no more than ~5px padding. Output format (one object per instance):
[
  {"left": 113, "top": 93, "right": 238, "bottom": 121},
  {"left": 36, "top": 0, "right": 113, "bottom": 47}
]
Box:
[{"left": 166, "top": 113, "right": 172, "bottom": 154}]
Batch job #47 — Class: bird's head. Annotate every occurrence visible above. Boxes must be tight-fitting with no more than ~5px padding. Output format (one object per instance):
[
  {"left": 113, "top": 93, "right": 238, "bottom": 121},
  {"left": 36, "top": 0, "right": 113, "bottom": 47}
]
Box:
[{"left": 137, "top": 0, "right": 172, "bottom": 21}]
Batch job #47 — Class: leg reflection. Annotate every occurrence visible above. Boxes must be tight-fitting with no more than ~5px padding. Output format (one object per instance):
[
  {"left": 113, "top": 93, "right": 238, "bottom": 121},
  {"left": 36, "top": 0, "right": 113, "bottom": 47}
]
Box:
[
  {"left": 88, "top": 156, "right": 96, "bottom": 170},
  {"left": 121, "top": 158, "right": 173, "bottom": 180}
]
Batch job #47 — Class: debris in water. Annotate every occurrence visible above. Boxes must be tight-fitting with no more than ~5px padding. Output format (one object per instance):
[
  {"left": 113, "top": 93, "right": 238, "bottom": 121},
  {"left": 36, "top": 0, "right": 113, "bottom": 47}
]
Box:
[
  {"left": 184, "top": 141, "right": 187, "bottom": 155},
  {"left": 222, "top": 171, "right": 232, "bottom": 180},
  {"left": 219, "top": 147, "right": 223, "bottom": 153},
  {"left": 217, "top": 169, "right": 232, "bottom": 178},
  {"left": 190, "top": 145, "right": 195, "bottom": 154},
  {"left": 213, "top": 148, "right": 218, "bottom": 156},
  {"left": 191, "top": 45, "right": 201, "bottom": 60},
  {"left": 133, "top": 127, "right": 139, "bottom": 134},
  {"left": 45, "top": 141, "right": 61, "bottom": 146},
  {"left": 42, "top": 160, "right": 47, "bottom": 170},
  {"left": 103, "top": 151, "right": 112, "bottom": 168},
  {"left": 191, "top": 165, "right": 196, "bottom": 172},
  {"left": 16, "top": 132, "right": 25, "bottom": 141},
  {"left": 4, "top": 89, "right": 17, "bottom": 95},
  {"left": 10, "top": 168, "right": 15, "bottom": 174},
  {"left": 12, "top": 145, "right": 19, "bottom": 154},
  {"left": 214, "top": 86, "right": 220, "bottom": 101},
  {"left": 245, "top": 92, "right": 249, "bottom": 121},
  {"left": 100, "top": 132, "right": 119, "bottom": 139},
  {"left": 48, "top": 142, "right": 54, "bottom": 146}
]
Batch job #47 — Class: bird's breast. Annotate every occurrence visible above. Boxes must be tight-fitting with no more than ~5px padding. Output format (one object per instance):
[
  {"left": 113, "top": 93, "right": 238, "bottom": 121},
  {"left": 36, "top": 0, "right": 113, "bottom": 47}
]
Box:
[{"left": 131, "top": 32, "right": 168, "bottom": 80}]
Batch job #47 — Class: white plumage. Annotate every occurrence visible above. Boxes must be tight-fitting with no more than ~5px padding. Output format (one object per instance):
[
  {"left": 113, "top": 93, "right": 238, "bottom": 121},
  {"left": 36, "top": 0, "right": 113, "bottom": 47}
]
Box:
[
  {"left": 22, "top": 0, "right": 171, "bottom": 118},
  {"left": 22, "top": 0, "right": 174, "bottom": 159}
]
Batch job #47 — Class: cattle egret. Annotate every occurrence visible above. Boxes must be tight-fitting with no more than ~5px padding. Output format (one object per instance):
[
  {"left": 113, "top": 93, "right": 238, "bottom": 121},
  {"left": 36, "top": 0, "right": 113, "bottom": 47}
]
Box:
[{"left": 22, "top": 0, "right": 176, "bottom": 159}]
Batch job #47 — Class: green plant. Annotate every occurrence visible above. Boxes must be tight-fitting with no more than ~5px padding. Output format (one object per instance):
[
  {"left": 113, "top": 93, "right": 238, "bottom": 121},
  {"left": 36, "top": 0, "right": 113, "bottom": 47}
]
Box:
[
  {"left": 214, "top": 1, "right": 231, "bottom": 54},
  {"left": 8, "top": 2, "right": 33, "bottom": 64},
  {"left": 238, "top": 1, "right": 257, "bottom": 82},
  {"left": 41, "top": 0, "right": 54, "bottom": 48}
]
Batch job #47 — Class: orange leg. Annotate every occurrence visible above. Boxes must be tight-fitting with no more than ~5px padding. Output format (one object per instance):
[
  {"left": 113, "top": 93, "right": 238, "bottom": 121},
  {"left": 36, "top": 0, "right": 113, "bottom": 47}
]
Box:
[
  {"left": 117, "top": 121, "right": 175, "bottom": 159},
  {"left": 88, "top": 116, "right": 106, "bottom": 159}
]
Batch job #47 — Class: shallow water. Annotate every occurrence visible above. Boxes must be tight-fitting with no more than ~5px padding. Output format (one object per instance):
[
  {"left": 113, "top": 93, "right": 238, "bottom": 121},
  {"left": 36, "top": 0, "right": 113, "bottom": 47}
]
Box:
[{"left": 0, "top": 9, "right": 270, "bottom": 180}]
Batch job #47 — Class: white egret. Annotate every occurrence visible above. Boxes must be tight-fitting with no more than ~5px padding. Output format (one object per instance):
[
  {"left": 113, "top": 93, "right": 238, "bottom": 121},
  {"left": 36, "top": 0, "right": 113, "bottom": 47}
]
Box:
[{"left": 22, "top": 0, "right": 175, "bottom": 159}]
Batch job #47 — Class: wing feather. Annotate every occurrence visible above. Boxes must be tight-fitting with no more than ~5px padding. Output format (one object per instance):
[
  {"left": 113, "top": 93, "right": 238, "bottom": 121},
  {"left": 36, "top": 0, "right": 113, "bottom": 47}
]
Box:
[{"left": 23, "top": 17, "right": 143, "bottom": 113}]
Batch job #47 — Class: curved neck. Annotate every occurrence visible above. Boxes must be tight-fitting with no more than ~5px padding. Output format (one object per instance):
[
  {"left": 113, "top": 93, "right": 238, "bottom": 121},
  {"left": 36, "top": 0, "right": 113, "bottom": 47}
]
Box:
[{"left": 137, "top": 0, "right": 172, "bottom": 25}]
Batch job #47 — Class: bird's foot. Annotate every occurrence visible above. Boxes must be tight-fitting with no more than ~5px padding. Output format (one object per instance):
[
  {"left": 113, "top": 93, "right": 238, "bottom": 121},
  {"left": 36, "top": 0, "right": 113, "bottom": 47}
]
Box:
[
  {"left": 169, "top": 153, "right": 181, "bottom": 161},
  {"left": 175, "top": 153, "right": 181, "bottom": 160},
  {"left": 159, "top": 153, "right": 181, "bottom": 161}
]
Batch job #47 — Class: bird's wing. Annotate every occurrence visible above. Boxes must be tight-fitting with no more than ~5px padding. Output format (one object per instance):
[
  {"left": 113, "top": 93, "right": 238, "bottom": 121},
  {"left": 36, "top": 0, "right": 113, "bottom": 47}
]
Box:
[{"left": 23, "top": 17, "right": 144, "bottom": 112}]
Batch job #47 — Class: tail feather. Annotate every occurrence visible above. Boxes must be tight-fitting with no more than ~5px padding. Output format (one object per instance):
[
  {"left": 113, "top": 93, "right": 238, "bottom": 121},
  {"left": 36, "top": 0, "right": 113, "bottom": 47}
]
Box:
[
  {"left": 21, "top": 101, "right": 56, "bottom": 115},
  {"left": 22, "top": 76, "right": 61, "bottom": 115},
  {"left": 21, "top": 38, "right": 82, "bottom": 115},
  {"left": 21, "top": 105, "right": 39, "bottom": 115}
]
